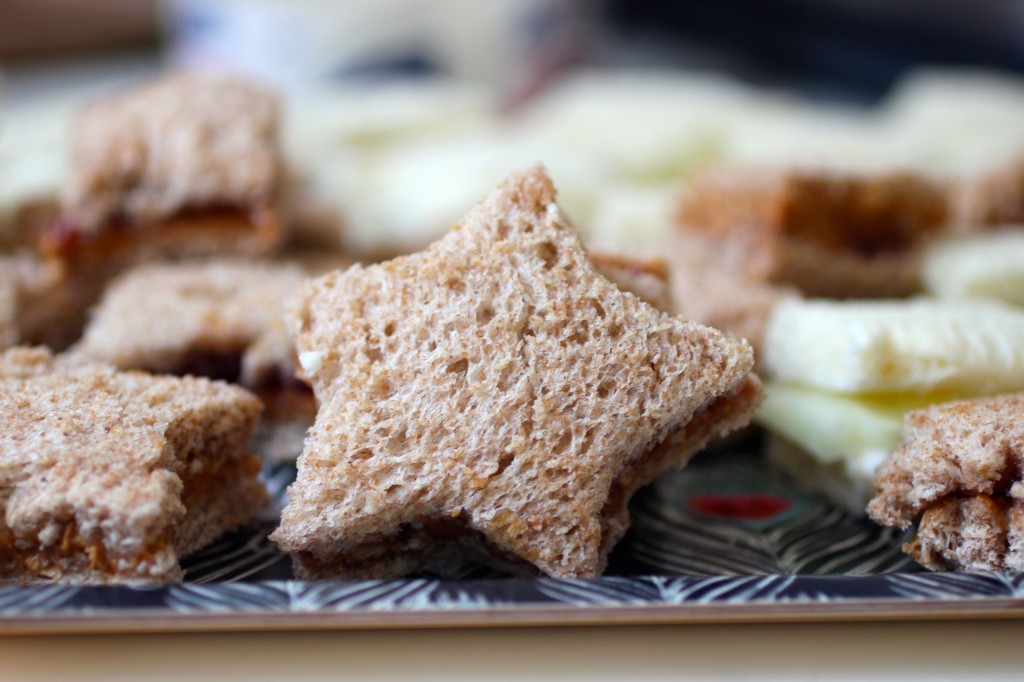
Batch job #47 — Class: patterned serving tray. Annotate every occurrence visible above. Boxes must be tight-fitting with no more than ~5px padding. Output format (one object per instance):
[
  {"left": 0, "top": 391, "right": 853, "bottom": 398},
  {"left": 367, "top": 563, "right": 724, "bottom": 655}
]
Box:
[{"left": 2, "top": 449, "right": 1022, "bottom": 634}]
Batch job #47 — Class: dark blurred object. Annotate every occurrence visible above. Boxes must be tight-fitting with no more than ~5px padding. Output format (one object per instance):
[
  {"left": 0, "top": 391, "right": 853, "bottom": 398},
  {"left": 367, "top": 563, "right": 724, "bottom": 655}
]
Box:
[
  {"left": 604, "top": 0, "right": 1024, "bottom": 101},
  {"left": 0, "top": 0, "right": 158, "bottom": 61}
]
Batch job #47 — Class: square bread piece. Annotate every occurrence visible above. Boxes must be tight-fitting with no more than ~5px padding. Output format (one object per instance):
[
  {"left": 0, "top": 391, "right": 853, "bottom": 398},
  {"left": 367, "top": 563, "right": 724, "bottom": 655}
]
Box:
[
  {"left": 669, "top": 167, "right": 953, "bottom": 355},
  {"left": 72, "top": 259, "right": 309, "bottom": 384},
  {"left": 273, "top": 165, "right": 763, "bottom": 579},
  {"left": 868, "top": 394, "right": 1024, "bottom": 571},
  {"left": 0, "top": 347, "right": 268, "bottom": 584},
  {"left": 40, "top": 72, "right": 282, "bottom": 271},
  {"left": 674, "top": 167, "right": 952, "bottom": 299}
]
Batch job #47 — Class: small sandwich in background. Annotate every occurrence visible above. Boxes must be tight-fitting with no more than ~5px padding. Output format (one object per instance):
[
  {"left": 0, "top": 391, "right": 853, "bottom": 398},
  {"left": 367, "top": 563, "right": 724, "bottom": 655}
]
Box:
[
  {"left": 869, "top": 394, "right": 1024, "bottom": 572},
  {"left": 0, "top": 347, "right": 267, "bottom": 584},
  {"left": 42, "top": 72, "right": 283, "bottom": 270},
  {"left": 71, "top": 256, "right": 349, "bottom": 462},
  {"left": 755, "top": 297, "right": 1024, "bottom": 511},
  {"left": 668, "top": 166, "right": 953, "bottom": 356},
  {"left": 2, "top": 73, "right": 287, "bottom": 352},
  {"left": 72, "top": 259, "right": 308, "bottom": 382},
  {"left": 273, "top": 165, "right": 762, "bottom": 579}
]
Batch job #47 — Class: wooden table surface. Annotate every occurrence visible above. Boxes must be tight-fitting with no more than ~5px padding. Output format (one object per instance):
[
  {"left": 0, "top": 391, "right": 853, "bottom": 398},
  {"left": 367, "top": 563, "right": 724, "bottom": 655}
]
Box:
[{"left": 1, "top": 619, "right": 1020, "bottom": 681}]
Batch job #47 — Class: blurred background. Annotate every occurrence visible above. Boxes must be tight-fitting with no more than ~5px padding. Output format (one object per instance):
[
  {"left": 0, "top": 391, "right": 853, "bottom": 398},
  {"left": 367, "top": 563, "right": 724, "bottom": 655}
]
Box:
[
  {"left": 5, "top": 0, "right": 1024, "bottom": 100},
  {"left": 5, "top": 0, "right": 1024, "bottom": 259}
]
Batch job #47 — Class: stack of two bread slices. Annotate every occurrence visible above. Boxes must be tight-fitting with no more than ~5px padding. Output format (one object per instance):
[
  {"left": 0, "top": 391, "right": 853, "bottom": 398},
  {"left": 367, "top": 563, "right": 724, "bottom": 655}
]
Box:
[{"left": 271, "top": 165, "right": 763, "bottom": 579}]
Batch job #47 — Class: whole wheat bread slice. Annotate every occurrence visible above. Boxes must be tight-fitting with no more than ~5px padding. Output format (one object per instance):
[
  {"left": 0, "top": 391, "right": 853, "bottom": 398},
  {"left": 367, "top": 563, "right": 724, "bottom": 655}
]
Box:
[
  {"left": 272, "top": 165, "right": 762, "bottom": 579},
  {"left": 71, "top": 260, "right": 307, "bottom": 382},
  {"left": 0, "top": 347, "right": 268, "bottom": 584},
  {"left": 39, "top": 73, "right": 283, "bottom": 280},
  {"left": 868, "top": 394, "right": 1024, "bottom": 571}
]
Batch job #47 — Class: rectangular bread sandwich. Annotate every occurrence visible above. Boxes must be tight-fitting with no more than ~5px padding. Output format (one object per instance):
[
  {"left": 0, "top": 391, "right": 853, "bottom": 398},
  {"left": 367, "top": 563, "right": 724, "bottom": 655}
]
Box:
[
  {"left": 71, "top": 259, "right": 309, "bottom": 383},
  {"left": 675, "top": 167, "right": 952, "bottom": 299},
  {"left": 40, "top": 72, "right": 283, "bottom": 272},
  {"left": 669, "top": 167, "right": 954, "bottom": 357}
]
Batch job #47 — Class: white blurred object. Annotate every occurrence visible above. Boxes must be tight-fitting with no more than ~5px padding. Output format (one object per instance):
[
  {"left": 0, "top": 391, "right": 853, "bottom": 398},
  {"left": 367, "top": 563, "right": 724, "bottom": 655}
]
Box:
[
  {"left": 163, "top": 0, "right": 582, "bottom": 89},
  {"left": 585, "top": 183, "right": 680, "bottom": 259},
  {"left": 519, "top": 69, "right": 752, "bottom": 182},
  {"left": 882, "top": 69, "right": 1024, "bottom": 178},
  {"left": 922, "top": 229, "right": 1024, "bottom": 306},
  {"left": 281, "top": 78, "right": 502, "bottom": 252},
  {"left": 327, "top": 129, "right": 609, "bottom": 256},
  {"left": 284, "top": 80, "right": 497, "bottom": 168},
  {"left": 757, "top": 382, "right": 911, "bottom": 502},
  {"left": 0, "top": 99, "right": 74, "bottom": 242},
  {"left": 884, "top": 69, "right": 1024, "bottom": 138},
  {"left": 763, "top": 297, "right": 1024, "bottom": 395},
  {"left": 723, "top": 100, "right": 915, "bottom": 173}
]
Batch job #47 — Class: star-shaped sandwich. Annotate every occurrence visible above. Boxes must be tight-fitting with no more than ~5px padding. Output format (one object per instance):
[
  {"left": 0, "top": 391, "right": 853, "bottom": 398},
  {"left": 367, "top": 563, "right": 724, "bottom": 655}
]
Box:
[
  {"left": 0, "top": 347, "right": 268, "bottom": 584},
  {"left": 272, "top": 165, "right": 763, "bottom": 579}
]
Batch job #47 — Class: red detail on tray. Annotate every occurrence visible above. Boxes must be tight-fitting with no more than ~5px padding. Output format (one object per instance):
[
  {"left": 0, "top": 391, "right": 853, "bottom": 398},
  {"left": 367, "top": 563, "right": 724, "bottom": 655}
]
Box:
[{"left": 689, "top": 493, "right": 792, "bottom": 521}]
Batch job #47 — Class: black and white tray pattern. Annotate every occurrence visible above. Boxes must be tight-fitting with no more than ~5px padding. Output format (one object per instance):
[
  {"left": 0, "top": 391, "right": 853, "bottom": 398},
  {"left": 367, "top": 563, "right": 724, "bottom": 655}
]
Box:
[{"left": 2, "top": 451, "right": 1022, "bottom": 631}]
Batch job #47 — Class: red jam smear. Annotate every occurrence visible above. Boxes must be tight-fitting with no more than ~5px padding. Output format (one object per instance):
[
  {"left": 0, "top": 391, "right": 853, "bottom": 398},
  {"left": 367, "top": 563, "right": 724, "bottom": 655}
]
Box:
[{"left": 689, "top": 493, "right": 792, "bottom": 521}]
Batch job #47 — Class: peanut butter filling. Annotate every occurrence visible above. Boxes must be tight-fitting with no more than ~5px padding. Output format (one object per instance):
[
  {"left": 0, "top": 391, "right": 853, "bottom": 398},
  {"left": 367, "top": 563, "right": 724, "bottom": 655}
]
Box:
[
  {"left": 39, "top": 203, "right": 279, "bottom": 268},
  {"left": 1, "top": 518, "right": 173, "bottom": 584},
  {"left": 0, "top": 452, "right": 263, "bottom": 583}
]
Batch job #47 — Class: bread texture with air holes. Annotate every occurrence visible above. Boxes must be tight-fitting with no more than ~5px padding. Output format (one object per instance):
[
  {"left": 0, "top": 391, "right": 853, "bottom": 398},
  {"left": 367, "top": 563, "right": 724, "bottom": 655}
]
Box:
[
  {"left": 868, "top": 394, "right": 1024, "bottom": 571},
  {"left": 272, "top": 164, "right": 762, "bottom": 579},
  {"left": 0, "top": 346, "right": 267, "bottom": 584}
]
